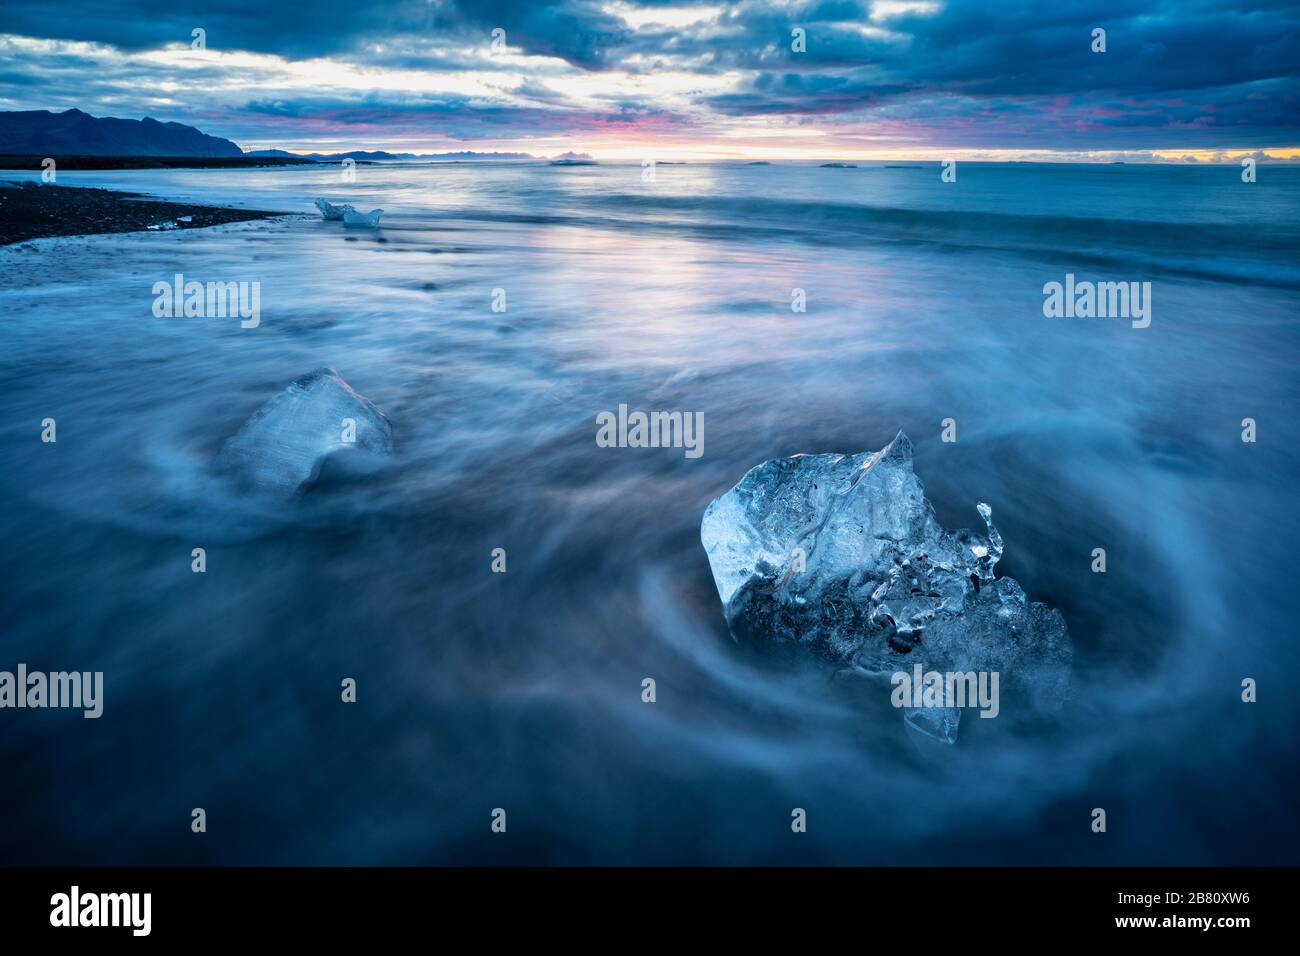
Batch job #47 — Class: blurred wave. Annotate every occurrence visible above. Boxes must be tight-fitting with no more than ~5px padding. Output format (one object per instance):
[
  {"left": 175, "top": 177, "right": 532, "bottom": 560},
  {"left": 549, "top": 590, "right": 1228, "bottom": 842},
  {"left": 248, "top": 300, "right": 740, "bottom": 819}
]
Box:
[{"left": 0, "top": 161, "right": 1297, "bottom": 864}]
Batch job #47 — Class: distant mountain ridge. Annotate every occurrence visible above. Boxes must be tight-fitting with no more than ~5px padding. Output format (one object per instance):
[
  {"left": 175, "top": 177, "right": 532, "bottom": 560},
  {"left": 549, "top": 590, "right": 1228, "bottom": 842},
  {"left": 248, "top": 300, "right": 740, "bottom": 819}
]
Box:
[
  {"left": 0, "top": 108, "right": 243, "bottom": 157},
  {"left": 0, "top": 109, "right": 592, "bottom": 162},
  {"left": 245, "top": 148, "right": 540, "bottom": 161}
]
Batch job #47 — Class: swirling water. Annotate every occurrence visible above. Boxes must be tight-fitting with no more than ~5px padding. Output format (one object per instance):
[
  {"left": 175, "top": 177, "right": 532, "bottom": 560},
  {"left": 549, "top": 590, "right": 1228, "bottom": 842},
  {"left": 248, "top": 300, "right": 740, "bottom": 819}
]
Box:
[{"left": 1, "top": 161, "right": 1298, "bottom": 863}]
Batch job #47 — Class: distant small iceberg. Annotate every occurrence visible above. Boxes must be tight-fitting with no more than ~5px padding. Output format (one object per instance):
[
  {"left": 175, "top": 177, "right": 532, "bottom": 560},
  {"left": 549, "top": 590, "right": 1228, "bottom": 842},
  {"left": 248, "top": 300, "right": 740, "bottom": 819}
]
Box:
[
  {"left": 314, "top": 198, "right": 353, "bottom": 220},
  {"left": 746, "top": 161, "right": 772, "bottom": 166},
  {"left": 820, "top": 162, "right": 857, "bottom": 168},
  {"left": 549, "top": 152, "right": 595, "bottom": 166},
  {"left": 342, "top": 207, "right": 383, "bottom": 228}
]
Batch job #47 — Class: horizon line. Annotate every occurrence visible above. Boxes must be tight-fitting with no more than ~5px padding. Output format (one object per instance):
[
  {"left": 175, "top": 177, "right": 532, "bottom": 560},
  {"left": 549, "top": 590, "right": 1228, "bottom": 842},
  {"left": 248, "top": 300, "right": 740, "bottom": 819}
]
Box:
[{"left": 237, "top": 145, "right": 1300, "bottom": 165}]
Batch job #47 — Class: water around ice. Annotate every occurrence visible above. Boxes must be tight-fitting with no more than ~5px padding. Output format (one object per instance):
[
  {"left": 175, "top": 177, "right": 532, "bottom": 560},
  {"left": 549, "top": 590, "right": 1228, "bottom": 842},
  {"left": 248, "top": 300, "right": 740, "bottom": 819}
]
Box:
[{"left": 1, "top": 160, "right": 1298, "bottom": 863}]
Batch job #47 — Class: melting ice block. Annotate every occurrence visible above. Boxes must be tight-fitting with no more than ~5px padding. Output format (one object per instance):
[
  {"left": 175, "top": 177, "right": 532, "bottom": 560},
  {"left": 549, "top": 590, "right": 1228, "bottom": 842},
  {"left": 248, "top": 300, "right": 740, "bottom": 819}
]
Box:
[
  {"left": 342, "top": 207, "right": 383, "bottom": 228},
  {"left": 218, "top": 368, "right": 393, "bottom": 493},
  {"left": 700, "top": 431, "right": 1070, "bottom": 742},
  {"left": 314, "top": 198, "right": 354, "bottom": 221}
]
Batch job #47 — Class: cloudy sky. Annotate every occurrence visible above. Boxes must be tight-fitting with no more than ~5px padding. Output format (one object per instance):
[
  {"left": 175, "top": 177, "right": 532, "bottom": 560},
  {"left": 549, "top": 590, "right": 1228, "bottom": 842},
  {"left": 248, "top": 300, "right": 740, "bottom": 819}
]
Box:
[{"left": 0, "top": 0, "right": 1296, "bottom": 159}]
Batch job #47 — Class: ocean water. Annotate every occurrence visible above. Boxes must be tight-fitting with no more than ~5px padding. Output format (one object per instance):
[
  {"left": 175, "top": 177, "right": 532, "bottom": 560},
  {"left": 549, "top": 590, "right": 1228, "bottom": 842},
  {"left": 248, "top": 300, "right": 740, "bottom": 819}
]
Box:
[{"left": 1, "top": 161, "right": 1298, "bottom": 864}]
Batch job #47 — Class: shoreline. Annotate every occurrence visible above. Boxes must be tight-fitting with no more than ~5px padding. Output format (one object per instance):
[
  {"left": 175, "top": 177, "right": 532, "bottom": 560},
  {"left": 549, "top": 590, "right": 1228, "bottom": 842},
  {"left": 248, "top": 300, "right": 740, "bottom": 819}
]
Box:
[{"left": 0, "top": 180, "right": 290, "bottom": 245}]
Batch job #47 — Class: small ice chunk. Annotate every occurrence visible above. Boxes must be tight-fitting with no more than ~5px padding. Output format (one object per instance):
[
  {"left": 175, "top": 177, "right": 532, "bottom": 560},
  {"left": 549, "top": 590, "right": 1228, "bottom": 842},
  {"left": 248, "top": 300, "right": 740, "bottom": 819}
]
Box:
[
  {"left": 314, "top": 198, "right": 354, "bottom": 220},
  {"left": 700, "top": 431, "right": 1071, "bottom": 742},
  {"left": 217, "top": 368, "right": 393, "bottom": 493},
  {"left": 342, "top": 207, "right": 383, "bottom": 228},
  {"left": 904, "top": 706, "right": 962, "bottom": 744}
]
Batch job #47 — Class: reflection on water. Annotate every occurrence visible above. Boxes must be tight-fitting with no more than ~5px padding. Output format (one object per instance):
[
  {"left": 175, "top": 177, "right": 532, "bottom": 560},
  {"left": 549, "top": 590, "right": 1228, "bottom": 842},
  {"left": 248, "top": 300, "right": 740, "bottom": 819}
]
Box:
[{"left": 0, "top": 162, "right": 1298, "bottom": 864}]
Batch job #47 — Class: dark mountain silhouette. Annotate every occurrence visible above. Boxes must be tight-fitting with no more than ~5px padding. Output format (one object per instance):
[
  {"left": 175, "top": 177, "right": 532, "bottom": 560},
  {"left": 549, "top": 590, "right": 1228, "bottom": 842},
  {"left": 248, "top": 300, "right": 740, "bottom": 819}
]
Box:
[
  {"left": 0, "top": 108, "right": 243, "bottom": 157},
  {"left": 245, "top": 148, "right": 537, "bottom": 161}
]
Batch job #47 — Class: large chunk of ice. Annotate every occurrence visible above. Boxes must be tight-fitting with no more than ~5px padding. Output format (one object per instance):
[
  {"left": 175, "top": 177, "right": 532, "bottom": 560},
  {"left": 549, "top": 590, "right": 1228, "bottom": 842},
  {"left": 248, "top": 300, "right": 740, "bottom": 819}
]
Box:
[
  {"left": 700, "top": 432, "right": 1070, "bottom": 742},
  {"left": 218, "top": 367, "right": 393, "bottom": 493}
]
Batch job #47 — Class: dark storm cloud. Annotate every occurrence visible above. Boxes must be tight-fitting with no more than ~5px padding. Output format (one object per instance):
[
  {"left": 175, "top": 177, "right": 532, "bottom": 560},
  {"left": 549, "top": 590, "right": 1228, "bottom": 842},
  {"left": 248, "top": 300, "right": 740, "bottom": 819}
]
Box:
[
  {"left": 0, "top": 0, "right": 1296, "bottom": 148},
  {"left": 426, "top": 0, "right": 634, "bottom": 67},
  {"left": 0, "top": 0, "right": 428, "bottom": 57},
  {"left": 0, "top": 0, "right": 631, "bottom": 66},
  {"left": 688, "top": 1, "right": 1298, "bottom": 105}
]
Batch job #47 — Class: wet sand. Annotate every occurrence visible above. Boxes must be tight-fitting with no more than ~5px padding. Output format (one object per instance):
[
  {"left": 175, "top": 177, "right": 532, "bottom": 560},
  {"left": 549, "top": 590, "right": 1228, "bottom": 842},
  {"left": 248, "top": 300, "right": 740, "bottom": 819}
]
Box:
[{"left": 0, "top": 180, "right": 288, "bottom": 245}]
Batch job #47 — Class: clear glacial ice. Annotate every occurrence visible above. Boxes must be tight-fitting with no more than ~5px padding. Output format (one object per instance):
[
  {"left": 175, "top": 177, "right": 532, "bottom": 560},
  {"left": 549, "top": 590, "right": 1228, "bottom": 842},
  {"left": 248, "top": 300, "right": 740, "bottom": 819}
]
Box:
[
  {"left": 314, "top": 198, "right": 384, "bottom": 227},
  {"left": 217, "top": 367, "right": 393, "bottom": 494},
  {"left": 342, "top": 207, "right": 384, "bottom": 228},
  {"left": 700, "top": 432, "right": 1071, "bottom": 742},
  {"left": 313, "top": 198, "right": 352, "bottom": 220}
]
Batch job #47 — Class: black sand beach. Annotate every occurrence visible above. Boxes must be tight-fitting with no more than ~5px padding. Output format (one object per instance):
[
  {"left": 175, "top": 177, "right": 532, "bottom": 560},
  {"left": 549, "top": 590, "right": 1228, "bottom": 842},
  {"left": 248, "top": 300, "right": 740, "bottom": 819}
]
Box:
[{"left": 0, "top": 180, "right": 288, "bottom": 244}]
